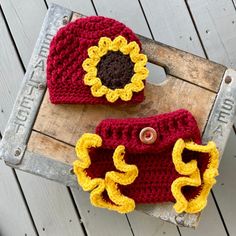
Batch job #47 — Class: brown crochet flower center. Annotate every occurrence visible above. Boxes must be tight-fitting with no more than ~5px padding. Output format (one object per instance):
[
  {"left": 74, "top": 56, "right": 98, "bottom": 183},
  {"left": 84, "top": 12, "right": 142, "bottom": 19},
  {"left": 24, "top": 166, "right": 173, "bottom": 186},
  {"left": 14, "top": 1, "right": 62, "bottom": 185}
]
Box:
[{"left": 97, "top": 51, "right": 134, "bottom": 89}]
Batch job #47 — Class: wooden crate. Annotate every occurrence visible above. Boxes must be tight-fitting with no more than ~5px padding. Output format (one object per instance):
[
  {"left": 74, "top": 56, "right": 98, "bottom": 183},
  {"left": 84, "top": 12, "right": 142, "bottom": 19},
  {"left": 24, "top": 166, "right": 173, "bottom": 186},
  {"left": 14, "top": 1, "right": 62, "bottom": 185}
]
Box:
[{"left": 1, "top": 4, "right": 236, "bottom": 228}]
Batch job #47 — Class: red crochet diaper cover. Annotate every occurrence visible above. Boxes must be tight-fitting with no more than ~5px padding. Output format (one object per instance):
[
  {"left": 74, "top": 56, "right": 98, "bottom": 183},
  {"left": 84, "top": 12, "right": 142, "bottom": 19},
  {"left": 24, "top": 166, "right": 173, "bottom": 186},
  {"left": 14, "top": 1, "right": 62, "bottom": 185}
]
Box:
[
  {"left": 73, "top": 109, "right": 219, "bottom": 214},
  {"left": 47, "top": 16, "right": 149, "bottom": 104}
]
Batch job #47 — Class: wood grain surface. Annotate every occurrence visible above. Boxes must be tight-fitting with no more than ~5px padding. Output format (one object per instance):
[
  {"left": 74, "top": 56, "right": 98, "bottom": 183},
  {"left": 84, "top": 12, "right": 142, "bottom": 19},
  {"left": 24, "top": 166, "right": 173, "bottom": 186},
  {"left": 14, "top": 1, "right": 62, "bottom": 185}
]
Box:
[{"left": 33, "top": 77, "right": 215, "bottom": 151}]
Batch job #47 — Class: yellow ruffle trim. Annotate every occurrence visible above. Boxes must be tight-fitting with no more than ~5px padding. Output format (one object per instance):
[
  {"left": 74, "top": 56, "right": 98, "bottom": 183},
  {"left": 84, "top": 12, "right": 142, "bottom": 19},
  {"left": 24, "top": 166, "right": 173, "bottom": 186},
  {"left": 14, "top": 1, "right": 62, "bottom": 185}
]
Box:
[
  {"left": 73, "top": 133, "right": 138, "bottom": 213},
  {"left": 82, "top": 36, "right": 149, "bottom": 103},
  {"left": 171, "top": 139, "right": 219, "bottom": 213}
]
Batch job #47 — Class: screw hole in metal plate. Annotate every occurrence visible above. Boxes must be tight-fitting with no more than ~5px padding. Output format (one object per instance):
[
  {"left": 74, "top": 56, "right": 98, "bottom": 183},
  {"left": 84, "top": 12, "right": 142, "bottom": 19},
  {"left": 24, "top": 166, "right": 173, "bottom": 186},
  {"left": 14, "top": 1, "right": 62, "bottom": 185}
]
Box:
[
  {"left": 225, "top": 76, "right": 232, "bottom": 84},
  {"left": 62, "top": 16, "right": 68, "bottom": 25},
  {"left": 14, "top": 148, "right": 21, "bottom": 157}
]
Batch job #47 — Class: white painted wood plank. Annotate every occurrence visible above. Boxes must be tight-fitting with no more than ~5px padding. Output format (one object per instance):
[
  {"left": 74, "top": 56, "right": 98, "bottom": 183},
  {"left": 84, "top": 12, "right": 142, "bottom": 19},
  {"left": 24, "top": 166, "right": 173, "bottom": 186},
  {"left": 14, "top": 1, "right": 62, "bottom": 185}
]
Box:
[
  {"left": 0, "top": 10, "right": 24, "bottom": 133},
  {"left": 0, "top": 1, "right": 85, "bottom": 235},
  {"left": 188, "top": 0, "right": 236, "bottom": 128},
  {"left": 17, "top": 173, "right": 84, "bottom": 236},
  {"left": 93, "top": 0, "right": 151, "bottom": 38},
  {"left": 72, "top": 188, "right": 133, "bottom": 236},
  {"left": 0, "top": 11, "right": 37, "bottom": 236},
  {"left": 0, "top": 0, "right": 47, "bottom": 65},
  {"left": 180, "top": 195, "right": 227, "bottom": 236},
  {"left": 140, "top": 0, "right": 205, "bottom": 57},
  {"left": 46, "top": 0, "right": 95, "bottom": 15},
  {"left": 188, "top": 0, "right": 236, "bottom": 67},
  {"left": 211, "top": 128, "right": 236, "bottom": 234},
  {"left": 0, "top": 161, "right": 37, "bottom": 236},
  {"left": 128, "top": 211, "right": 178, "bottom": 236}
]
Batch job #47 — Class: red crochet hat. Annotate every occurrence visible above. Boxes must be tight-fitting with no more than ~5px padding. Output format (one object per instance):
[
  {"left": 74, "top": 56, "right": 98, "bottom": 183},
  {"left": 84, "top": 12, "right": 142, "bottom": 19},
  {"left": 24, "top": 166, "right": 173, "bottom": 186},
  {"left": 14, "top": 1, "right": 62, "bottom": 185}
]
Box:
[
  {"left": 47, "top": 16, "right": 149, "bottom": 104},
  {"left": 73, "top": 109, "right": 219, "bottom": 214}
]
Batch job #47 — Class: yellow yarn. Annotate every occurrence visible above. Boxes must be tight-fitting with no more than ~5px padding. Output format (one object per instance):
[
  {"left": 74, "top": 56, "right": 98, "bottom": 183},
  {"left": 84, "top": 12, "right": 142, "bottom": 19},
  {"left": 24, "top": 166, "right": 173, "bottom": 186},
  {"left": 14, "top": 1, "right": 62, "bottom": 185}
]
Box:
[
  {"left": 171, "top": 139, "right": 219, "bottom": 213},
  {"left": 73, "top": 133, "right": 138, "bottom": 213},
  {"left": 82, "top": 36, "right": 149, "bottom": 103}
]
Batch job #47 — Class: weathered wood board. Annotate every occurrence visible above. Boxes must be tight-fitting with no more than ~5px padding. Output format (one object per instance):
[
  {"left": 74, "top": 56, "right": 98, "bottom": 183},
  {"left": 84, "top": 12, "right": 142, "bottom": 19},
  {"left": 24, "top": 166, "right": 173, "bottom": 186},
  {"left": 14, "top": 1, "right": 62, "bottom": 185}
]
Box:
[{"left": 33, "top": 80, "right": 215, "bottom": 148}]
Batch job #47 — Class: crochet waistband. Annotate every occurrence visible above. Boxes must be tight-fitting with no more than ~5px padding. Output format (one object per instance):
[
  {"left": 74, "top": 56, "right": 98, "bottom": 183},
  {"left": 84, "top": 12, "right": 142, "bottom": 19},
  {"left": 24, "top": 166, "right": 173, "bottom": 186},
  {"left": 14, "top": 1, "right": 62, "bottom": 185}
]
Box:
[{"left": 95, "top": 109, "right": 201, "bottom": 153}]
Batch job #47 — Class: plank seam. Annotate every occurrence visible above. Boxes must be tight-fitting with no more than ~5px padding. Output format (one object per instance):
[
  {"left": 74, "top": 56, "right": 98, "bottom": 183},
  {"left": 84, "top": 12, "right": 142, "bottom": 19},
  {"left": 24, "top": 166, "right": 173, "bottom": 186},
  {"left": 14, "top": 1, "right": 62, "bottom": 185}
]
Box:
[
  {"left": 0, "top": 4, "right": 25, "bottom": 72},
  {"left": 137, "top": 0, "right": 155, "bottom": 39},
  {"left": 184, "top": 0, "right": 209, "bottom": 59},
  {"left": 67, "top": 187, "right": 88, "bottom": 236},
  {"left": 1, "top": 135, "right": 38, "bottom": 235},
  {"left": 0, "top": 5, "right": 39, "bottom": 235},
  {"left": 177, "top": 226, "right": 182, "bottom": 236},
  {"left": 12, "top": 168, "right": 39, "bottom": 236},
  {"left": 32, "top": 129, "right": 75, "bottom": 148},
  {"left": 43, "top": 0, "right": 48, "bottom": 9},
  {"left": 233, "top": 125, "right": 236, "bottom": 134},
  {"left": 211, "top": 190, "right": 230, "bottom": 236},
  {"left": 231, "top": 0, "right": 236, "bottom": 11},
  {"left": 90, "top": 0, "right": 98, "bottom": 16},
  {"left": 125, "top": 214, "right": 135, "bottom": 236}
]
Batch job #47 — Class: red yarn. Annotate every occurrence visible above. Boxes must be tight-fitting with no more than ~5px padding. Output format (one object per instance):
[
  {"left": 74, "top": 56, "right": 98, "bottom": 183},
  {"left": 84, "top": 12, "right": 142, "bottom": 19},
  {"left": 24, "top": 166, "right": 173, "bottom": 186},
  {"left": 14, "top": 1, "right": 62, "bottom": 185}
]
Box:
[
  {"left": 47, "top": 16, "right": 144, "bottom": 104},
  {"left": 86, "top": 109, "right": 210, "bottom": 204}
]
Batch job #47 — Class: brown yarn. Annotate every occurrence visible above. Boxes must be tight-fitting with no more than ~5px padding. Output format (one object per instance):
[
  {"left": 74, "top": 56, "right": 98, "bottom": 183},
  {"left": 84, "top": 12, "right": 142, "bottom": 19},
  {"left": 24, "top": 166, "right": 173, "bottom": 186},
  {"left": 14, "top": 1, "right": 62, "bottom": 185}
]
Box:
[{"left": 97, "top": 51, "right": 134, "bottom": 89}]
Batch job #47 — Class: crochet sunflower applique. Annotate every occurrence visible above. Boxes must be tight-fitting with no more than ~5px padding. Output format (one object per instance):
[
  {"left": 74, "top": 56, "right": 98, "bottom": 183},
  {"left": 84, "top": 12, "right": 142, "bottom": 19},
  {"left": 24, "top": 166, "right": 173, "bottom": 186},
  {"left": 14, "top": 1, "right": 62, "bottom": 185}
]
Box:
[{"left": 82, "top": 36, "right": 149, "bottom": 103}]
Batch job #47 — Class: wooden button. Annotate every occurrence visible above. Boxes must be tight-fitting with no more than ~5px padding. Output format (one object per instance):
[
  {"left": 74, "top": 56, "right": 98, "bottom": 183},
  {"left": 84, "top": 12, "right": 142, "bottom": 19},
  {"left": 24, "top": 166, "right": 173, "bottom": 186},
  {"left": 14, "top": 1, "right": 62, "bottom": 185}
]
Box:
[{"left": 139, "top": 127, "right": 157, "bottom": 144}]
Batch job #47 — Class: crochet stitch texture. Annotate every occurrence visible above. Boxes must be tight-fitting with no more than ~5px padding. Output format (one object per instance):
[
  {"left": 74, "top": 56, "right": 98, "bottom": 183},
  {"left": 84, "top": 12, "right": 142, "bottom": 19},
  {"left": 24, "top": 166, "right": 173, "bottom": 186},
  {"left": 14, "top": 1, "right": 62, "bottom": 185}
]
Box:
[
  {"left": 73, "top": 109, "right": 219, "bottom": 213},
  {"left": 47, "top": 16, "right": 146, "bottom": 104}
]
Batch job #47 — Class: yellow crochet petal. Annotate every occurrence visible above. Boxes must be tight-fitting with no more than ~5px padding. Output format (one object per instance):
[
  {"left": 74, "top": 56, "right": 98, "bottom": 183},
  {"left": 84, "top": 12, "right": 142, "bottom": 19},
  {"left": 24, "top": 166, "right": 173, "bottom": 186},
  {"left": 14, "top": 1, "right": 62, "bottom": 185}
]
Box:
[
  {"left": 82, "top": 58, "right": 100, "bottom": 72},
  {"left": 134, "top": 64, "right": 149, "bottom": 74},
  {"left": 130, "top": 53, "right": 148, "bottom": 64},
  {"left": 119, "top": 88, "right": 133, "bottom": 101},
  {"left": 110, "top": 35, "right": 128, "bottom": 51},
  {"left": 88, "top": 46, "right": 101, "bottom": 60},
  {"left": 106, "top": 89, "right": 120, "bottom": 103},
  {"left": 91, "top": 84, "right": 108, "bottom": 97},
  {"left": 120, "top": 41, "right": 140, "bottom": 55},
  {"left": 73, "top": 134, "right": 138, "bottom": 214},
  {"left": 127, "top": 77, "right": 145, "bottom": 92},
  {"left": 98, "top": 37, "right": 112, "bottom": 56},
  {"left": 90, "top": 80, "right": 109, "bottom": 97},
  {"left": 171, "top": 139, "right": 219, "bottom": 214},
  {"left": 84, "top": 74, "right": 100, "bottom": 86}
]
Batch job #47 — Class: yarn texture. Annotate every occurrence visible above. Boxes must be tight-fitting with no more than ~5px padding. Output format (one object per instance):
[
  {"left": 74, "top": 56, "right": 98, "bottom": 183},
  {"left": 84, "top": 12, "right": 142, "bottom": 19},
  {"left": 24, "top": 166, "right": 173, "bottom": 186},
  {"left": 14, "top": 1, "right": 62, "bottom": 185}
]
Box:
[
  {"left": 83, "top": 36, "right": 148, "bottom": 103},
  {"left": 73, "top": 133, "right": 138, "bottom": 213},
  {"left": 73, "top": 109, "right": 219, "bottom": 213},
  {"left": 47, "top": 16, "right": 148, "bottom": 104}
]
